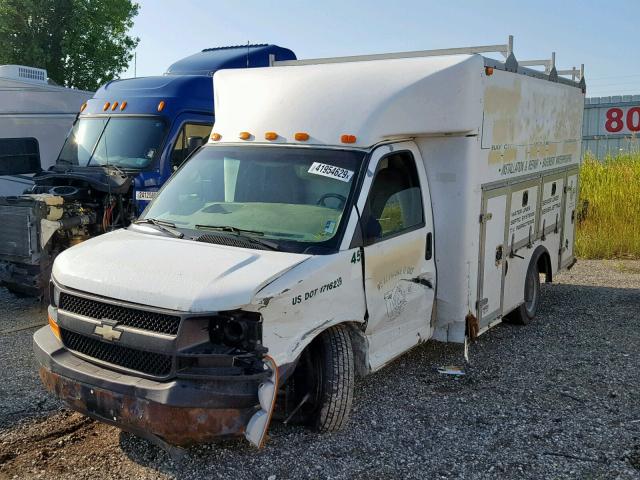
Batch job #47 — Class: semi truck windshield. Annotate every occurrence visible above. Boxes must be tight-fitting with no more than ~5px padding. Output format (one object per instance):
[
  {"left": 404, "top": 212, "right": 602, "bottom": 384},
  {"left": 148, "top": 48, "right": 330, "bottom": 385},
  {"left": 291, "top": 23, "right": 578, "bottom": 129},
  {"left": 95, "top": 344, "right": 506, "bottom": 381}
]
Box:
[
  {"left": 57, "top": 117, "right": 166, "bottom": 169},
  {"left": 142, "top": 146, "right": 364, "bottom": 248}
]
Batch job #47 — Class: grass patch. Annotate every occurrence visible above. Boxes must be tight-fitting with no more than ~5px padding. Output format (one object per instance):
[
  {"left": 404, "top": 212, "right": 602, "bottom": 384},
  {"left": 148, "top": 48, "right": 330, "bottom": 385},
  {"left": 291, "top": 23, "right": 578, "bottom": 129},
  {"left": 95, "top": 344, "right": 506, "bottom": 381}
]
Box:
[{"left": 576, "top": 151, "right": 640, "bottom": 259}]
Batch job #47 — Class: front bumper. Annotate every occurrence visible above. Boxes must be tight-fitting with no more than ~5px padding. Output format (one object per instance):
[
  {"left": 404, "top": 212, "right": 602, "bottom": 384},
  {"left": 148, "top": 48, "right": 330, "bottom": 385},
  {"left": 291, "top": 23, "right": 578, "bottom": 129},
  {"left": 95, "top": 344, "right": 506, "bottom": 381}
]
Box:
[{"left": 33, "top": 327, "right": 268, "bottom": 447}]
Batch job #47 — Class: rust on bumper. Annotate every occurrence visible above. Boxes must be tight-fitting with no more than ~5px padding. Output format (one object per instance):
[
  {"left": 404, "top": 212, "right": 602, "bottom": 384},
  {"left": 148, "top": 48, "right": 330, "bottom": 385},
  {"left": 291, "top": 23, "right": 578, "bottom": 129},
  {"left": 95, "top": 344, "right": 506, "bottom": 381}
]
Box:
[{"left": 39, "top": 368, "right": 256, "bottom": 447}]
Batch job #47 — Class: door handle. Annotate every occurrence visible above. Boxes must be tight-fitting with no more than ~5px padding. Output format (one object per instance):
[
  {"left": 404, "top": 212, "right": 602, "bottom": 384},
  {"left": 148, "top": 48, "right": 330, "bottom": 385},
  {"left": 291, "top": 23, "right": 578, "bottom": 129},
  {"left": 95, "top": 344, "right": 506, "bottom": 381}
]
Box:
[
  {"left": 409, "top": 277, "right": 433, "bottom": 289},
  {"left": 425, "top": 232, "right": 433, "bottom": 260}
]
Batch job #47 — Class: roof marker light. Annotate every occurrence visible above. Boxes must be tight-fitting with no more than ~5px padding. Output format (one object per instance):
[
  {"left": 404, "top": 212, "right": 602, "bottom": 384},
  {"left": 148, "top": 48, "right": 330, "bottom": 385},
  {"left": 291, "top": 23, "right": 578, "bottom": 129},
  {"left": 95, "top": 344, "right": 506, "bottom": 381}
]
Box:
[
  {"left": 341, "top": 134, "right": 357, "bottom": 144},
  {"left": 211, "top": 133, "right": 222, "bottom": 141},
  {"left": 80, "top": 102, "right": 87, "bottom": 112},
  {"left": 120, "top": 101, "right": 127, "bottom": 111},
  {"left": 265, "top": 132, "right": 278, "bottom": 141},
  {"left": 111, "top": 101, "right": 119, "bottom": 111},
  {"left": 103, "top": 102, "right": 110, "bottom": 111},
  {"left": 295, "top": 132, "right": 309, "bottom": 141},
  {"left": 485, "top": 66, "right": 494, "bottom": 76},
  {"left": 239, "top": 131, "right": 251, "bottom": 140},
  {"left": 157, "top": 100, "right": 166, "bottom": 112}
]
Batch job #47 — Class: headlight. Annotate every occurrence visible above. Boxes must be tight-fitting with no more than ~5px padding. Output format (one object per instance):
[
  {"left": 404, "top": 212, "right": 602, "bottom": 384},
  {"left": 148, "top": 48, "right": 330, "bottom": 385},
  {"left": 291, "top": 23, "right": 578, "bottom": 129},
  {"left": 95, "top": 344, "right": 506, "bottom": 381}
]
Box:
[{"left": 209, "top": 311, "right": 262, "bottom": 351}]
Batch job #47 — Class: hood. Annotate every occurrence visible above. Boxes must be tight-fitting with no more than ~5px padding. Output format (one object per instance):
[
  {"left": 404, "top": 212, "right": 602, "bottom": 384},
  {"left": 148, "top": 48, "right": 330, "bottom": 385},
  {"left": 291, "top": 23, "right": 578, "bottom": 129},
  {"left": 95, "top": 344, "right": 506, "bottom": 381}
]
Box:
[{"left": 52, "top": 228, "right": 310, "bottom": 312}]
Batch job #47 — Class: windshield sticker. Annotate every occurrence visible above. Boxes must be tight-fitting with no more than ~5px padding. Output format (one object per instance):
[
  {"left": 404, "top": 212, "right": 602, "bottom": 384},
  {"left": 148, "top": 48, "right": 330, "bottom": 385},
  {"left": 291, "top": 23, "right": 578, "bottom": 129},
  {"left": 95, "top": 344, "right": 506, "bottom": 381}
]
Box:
[
  {"left": 135, "top": 191, "right": 158, "bottom": 201},
  {"left": 308, "top": 162, "right": 354, "bottom": 183},
  {"left": 324, "top": 220, "right": 337, "bottom": 234}
]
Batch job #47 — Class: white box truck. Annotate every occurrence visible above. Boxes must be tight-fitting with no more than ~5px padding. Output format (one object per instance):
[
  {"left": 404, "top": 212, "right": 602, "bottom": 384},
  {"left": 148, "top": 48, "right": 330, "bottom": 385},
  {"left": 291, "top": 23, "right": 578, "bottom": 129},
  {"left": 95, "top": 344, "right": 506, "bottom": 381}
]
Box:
[{"left": 34, "top": 39, "right": 585, "bottom": 451}]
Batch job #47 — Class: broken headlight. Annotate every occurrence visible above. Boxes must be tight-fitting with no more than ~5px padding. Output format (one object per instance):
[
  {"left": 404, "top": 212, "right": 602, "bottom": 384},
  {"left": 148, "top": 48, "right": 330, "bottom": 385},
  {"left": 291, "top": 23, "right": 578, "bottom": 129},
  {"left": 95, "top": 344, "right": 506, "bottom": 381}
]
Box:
[{"left": 208, "top": 311, "right": 263, "bottom": 352}]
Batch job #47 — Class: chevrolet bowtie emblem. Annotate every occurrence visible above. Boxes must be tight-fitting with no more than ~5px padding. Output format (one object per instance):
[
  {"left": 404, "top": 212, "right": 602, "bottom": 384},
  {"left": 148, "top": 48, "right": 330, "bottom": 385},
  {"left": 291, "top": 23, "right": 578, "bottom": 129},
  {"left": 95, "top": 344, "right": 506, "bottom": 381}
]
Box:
[{"left": 94, "top": 323, "right": 122, "bottom": 342}]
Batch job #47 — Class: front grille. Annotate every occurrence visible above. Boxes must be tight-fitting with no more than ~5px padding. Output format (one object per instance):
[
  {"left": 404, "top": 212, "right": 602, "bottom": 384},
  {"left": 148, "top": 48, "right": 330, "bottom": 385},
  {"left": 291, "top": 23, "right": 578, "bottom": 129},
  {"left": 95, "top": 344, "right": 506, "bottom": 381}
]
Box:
[
  {"left": 61, "top": 328, "right": 172, "bottom": 377},
  {"left": 59, "top": 293, "right": 181, "bottom": 335}
]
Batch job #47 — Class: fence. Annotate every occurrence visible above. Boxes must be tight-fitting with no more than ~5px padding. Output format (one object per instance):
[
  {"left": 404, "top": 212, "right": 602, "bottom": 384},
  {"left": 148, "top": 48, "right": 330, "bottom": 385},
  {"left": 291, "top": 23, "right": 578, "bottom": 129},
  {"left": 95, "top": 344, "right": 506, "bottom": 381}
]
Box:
[{"left": 583, "top": 95, "right": 640, "bottom": 159}]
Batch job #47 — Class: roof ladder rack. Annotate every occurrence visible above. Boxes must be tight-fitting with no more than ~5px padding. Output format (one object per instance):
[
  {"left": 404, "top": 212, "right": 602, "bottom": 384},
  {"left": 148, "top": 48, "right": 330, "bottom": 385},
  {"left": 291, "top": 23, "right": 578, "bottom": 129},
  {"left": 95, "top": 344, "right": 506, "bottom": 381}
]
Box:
[{"left": 270, "top": 35, "right": 516, "bottom": 67}]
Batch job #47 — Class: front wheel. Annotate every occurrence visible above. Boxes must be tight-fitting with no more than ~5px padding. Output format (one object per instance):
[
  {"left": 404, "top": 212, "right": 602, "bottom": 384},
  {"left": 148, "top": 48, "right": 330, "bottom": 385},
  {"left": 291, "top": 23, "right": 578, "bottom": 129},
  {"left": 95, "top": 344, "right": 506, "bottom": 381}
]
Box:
[
  {"left": 507, "top": 260, "right": 541, "bottom": 325},
  {"left": 283, "top": 325, "right": 355, "bottom": 432}
]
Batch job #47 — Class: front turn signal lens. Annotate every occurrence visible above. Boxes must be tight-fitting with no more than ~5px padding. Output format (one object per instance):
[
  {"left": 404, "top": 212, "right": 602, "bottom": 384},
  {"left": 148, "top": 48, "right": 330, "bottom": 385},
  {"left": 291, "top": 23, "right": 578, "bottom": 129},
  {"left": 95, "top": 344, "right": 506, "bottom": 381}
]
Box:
[
  {"left": 485, "top": 66, "right": 494, "bottom": 76},
  {"left": 48, "top": 314, "right": 61, "bottom": 341},
  {"left": 211, "top": 132, "right": 222, "bottom": 141},
  {"left": 157, "top": 100, "right": 166, "bottom": 112},
  {"left": 80, "top": 102, "right": 87, "bottom": 112},
  {"left": 264, "top": 131, "right": 278, "bottom": 141},
  {"left": 294, "top": 132, "right": 309, "bottom": 141},
  {"left": 341, "top": 134, "right": 357, "bottom": 144},
  {"left": 239, "top": 131, "right": 251, "bottom": 140}
]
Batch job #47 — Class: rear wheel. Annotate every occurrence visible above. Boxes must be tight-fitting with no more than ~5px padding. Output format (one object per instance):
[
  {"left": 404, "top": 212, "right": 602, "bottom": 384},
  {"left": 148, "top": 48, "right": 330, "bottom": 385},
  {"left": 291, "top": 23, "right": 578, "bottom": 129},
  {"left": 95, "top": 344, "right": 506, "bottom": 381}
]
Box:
[
  {"left": 282, "top": 325, "right": 354, "bottom": 432},
  {"left": 507, "top": 260, "right": 541, "bottom": 325}
]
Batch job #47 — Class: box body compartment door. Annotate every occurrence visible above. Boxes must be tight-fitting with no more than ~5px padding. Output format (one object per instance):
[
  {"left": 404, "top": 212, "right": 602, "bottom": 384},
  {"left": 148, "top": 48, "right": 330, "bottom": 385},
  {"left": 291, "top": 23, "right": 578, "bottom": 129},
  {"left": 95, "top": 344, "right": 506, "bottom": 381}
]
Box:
[
  {"left": 478, "top": 190, "right": 507, "bottom": 326},
  {"left": 560, "top": 171, "right": 578, "bottom": 268}
]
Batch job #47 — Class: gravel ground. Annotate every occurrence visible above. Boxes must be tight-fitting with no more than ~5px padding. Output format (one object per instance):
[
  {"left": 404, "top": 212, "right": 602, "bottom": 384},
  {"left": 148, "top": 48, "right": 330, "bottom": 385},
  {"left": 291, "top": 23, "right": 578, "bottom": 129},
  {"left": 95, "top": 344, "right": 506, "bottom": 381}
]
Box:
[{"left": 0, "top": 259, "right": 639, "bottom": 479}]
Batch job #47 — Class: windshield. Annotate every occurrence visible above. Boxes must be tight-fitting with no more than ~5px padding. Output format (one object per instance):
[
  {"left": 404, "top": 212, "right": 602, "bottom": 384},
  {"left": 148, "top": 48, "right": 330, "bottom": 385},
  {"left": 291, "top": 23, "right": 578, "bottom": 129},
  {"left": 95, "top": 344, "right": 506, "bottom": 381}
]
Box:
[
  {"left": 57, "top": 117, "right": 166, "bottom": 169},
  {"left": 142, "top": 146, "right": 364, "bottom": 248}
]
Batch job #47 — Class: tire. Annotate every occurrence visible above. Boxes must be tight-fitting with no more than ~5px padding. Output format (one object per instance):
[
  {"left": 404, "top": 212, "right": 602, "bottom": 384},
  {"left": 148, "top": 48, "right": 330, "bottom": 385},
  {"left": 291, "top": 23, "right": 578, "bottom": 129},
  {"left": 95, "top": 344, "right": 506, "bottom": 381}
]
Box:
[
  {"left": 312, "top": 325, "right": 355, "bottom": 432},
  {"left": 507, "top": 259, "right": 541, "bottom": 325},
  {"left": 283, "top": 325, "right": 355, "bottom": 432}
]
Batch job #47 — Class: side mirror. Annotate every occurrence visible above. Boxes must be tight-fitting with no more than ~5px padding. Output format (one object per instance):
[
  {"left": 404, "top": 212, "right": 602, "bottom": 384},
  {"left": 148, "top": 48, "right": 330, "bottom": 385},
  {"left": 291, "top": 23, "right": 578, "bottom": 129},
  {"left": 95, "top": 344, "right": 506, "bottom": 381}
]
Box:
[{"left": 186, "top": 136, "right": 204, "bottom": 156}]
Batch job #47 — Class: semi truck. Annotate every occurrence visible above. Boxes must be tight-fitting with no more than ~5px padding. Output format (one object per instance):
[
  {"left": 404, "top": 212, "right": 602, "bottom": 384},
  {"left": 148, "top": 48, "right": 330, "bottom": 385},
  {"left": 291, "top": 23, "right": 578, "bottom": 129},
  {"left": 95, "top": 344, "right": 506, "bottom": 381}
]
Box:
[
  {"left": 34, "top": 38, "right": 585, "bottom": 452},
  {"left": 0, "top": 44, "right": 296, "bottom": 297}
]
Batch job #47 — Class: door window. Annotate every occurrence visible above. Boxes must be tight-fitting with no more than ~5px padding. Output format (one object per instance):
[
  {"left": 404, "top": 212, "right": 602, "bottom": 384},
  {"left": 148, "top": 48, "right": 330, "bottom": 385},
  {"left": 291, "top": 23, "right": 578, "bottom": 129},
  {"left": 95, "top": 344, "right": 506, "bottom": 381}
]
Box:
[
  {"left": 171, "top": 123, "right": 213, "bottom": 170},
  {"left": 363, "top": 152, "right": 424, "bottom": 244}
]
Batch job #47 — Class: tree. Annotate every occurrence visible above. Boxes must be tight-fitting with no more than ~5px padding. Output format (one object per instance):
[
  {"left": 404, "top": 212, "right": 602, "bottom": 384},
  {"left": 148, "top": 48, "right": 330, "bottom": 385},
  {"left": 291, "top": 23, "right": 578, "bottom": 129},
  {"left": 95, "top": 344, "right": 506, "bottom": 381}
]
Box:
[{"left": 0, "top": 0, "right": 139, "bottom": 91}]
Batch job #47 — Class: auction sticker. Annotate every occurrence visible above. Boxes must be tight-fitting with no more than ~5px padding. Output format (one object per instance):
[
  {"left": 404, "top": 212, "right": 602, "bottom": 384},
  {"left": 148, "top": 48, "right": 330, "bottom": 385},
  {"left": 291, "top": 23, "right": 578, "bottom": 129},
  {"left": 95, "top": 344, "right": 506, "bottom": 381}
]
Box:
[{"left": 308, "top": 162, "right": 354, "bottom": 182}]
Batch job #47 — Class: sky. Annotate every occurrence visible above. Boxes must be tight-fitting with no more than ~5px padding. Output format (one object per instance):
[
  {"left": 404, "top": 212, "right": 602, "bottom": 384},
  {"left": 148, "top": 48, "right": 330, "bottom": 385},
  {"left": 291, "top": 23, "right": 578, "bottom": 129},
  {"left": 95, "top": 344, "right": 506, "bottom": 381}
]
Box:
[{"left": 123, "top": 0, "right": 640, "bottom": 98}]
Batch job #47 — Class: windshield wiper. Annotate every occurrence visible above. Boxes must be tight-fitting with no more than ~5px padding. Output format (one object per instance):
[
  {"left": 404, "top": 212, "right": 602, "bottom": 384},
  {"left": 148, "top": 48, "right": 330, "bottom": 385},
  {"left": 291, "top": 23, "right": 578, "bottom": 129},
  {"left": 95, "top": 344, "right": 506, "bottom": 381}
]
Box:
[
  {"left": 195, "top": 225, "right": 279, "bottom": 250},
  {"left": 134, "top": 218, "right": 184, "bottom": 238}
]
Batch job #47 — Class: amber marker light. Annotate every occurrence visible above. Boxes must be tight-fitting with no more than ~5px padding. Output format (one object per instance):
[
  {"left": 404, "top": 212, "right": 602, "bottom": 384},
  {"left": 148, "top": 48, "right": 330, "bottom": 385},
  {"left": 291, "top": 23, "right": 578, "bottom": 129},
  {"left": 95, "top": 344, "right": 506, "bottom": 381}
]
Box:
[
  {"left": 80, "top": 102, "right": 87, "bottom": 112},
  {"left": 48, "top": 314, "right": 61, "bottom": 340},
  {"left": 294, "top": 132, "right": 309, "bottom": 141},
  {"left": 239, "top": 131, "right": 251, "bottom": 140},
  {"left": 341, "top": 134, "right": 357, "bottom": 144},
  {"left": 120, "top": 101, "right": 127, "bottom": 111},
  {"left": 265, "top": 131, "right": 278, "bottom": 141},
  {"left": 485, "top": 66, "right": 494, "bottom": 76},
  {"left": 103, "top": 102, "right": 110, "bottom": 111},
  {"left": 157, "top": 100, "right": 166, "bottom": 112},
  {"left": 111, "top": 101, "right": 119, "bottom": 111},
  {"left": 211, "top": 132, "right": 222, "bottom": 141}
]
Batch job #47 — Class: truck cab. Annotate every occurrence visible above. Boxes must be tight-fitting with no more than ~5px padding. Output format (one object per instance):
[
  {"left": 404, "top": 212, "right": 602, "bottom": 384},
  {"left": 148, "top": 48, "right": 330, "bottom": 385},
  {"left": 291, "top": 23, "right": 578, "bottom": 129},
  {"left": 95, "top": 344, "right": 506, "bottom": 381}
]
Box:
[{"left": 0, "top": 45, "right": 295, "bottom": 296}]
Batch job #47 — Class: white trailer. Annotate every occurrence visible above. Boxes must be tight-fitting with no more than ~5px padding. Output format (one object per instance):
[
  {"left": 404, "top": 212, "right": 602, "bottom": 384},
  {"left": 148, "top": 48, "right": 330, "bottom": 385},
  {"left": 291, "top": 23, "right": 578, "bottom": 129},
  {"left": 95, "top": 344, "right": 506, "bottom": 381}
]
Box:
[
  {"left": 0, "top": 65, "right": 93, "bottom": 196},
  {"left": 35, "top": 39, "right": 585, "bottom": 451}
]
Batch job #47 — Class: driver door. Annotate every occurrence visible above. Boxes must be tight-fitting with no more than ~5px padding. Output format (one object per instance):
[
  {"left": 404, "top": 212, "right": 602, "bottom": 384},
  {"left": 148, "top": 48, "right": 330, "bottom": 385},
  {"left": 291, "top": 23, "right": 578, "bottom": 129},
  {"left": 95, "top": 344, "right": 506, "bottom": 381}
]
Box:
[{"left": 354, "top": 143, "right": 436, "bottom": 370}]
